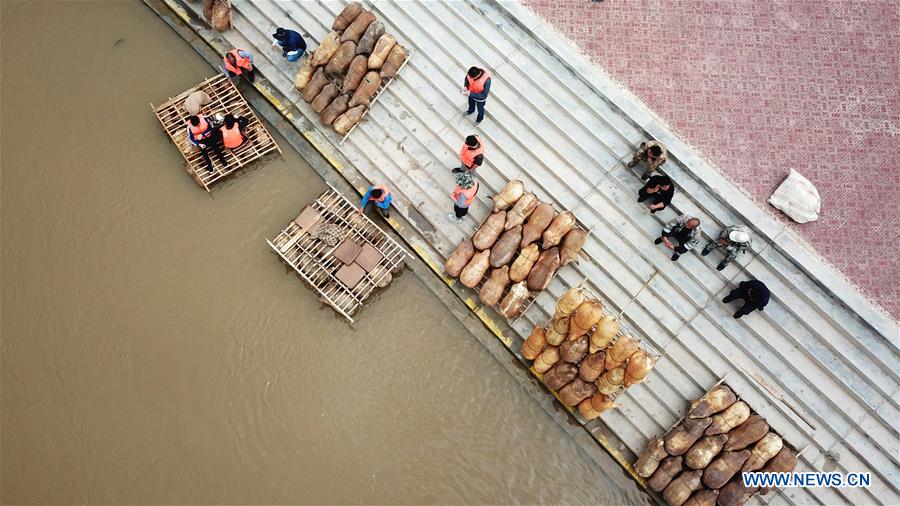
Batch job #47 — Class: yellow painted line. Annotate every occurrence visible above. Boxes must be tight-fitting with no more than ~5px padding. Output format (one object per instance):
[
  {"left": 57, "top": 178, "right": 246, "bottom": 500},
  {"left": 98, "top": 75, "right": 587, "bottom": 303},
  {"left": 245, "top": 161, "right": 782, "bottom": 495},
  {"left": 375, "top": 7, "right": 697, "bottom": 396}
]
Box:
[
  {"left": 162, "top": 0, "right": 190, "bottom": 23},
  {"left": 158, "top": 4, "right": 654, "bottom": 497},
  {"left": 529, "top": 366, "right": 649, "bottom": 487}
]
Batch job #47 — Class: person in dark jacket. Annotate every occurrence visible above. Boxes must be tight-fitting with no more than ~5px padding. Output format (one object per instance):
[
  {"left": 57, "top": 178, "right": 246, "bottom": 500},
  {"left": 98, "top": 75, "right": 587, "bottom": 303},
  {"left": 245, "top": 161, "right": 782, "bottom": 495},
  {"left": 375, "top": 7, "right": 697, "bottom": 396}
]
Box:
[
  {"left": 462, "top": 66, "right": 491, "bottom": 126},
  {"left": 722, "top": 279, "right": 770, "bottom": 319},
  {"left": 186, "top": 115, "right": 228, "bottom": 173},
  {"left": 654, "top": 214, "right": 701, "bottom": 261},
  {"left": 272, "top": 28, "right": 306, "bottom": 62},
  {"left": 638, "top": 175, "right": 674, "bottom": 213}
]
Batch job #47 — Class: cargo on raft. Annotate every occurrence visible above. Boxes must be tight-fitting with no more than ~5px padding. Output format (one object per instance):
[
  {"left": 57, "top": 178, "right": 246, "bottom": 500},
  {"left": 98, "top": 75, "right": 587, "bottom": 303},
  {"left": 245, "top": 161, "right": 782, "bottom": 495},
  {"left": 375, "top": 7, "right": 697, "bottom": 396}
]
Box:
[{"left": 266, "top": 184, "right": 411, "bottom": 322}]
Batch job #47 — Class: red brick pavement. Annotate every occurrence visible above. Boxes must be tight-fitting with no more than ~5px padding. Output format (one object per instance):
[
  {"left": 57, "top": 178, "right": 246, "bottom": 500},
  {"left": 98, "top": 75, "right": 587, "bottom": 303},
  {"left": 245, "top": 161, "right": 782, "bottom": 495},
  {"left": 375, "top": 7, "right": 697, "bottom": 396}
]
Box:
[{"left": 522, "top": 0, "right": 900, "bottom": 319}]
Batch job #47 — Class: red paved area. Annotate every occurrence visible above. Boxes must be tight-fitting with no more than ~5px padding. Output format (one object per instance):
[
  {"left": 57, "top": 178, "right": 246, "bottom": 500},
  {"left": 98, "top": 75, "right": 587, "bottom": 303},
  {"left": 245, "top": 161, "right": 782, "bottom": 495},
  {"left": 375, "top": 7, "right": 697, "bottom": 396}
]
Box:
[{"left": 522, "top": 0, "right": 900, "bottom": 319}]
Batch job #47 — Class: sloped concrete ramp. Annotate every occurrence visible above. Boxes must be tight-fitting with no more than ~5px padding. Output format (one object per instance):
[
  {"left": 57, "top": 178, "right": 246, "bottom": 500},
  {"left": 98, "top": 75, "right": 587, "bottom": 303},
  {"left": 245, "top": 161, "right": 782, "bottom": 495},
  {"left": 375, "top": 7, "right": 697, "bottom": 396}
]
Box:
[{"left": 162, "top": 1, "right": 898, "bottom": 504}]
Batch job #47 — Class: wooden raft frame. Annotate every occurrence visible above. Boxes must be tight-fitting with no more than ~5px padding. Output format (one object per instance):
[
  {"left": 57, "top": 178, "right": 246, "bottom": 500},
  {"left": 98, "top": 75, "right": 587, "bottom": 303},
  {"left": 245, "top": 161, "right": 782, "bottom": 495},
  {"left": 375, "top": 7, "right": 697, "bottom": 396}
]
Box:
[
  {"left": 151, "top": 74, "right": 280, "bottom": 192},
  {"left": 266, "top": 183, "right": 412, "bottom": 322}
]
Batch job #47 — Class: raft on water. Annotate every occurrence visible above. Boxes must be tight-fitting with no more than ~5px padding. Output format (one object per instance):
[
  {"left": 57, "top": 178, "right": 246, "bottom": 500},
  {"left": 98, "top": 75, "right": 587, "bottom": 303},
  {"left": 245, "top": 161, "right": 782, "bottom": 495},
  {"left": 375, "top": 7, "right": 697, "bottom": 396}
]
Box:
[
  {"left": 266, "top": 183, "right": 411, "bottom": 322},
  {"left": 151, "top": 74, "right": 280, "bottom": 192}
]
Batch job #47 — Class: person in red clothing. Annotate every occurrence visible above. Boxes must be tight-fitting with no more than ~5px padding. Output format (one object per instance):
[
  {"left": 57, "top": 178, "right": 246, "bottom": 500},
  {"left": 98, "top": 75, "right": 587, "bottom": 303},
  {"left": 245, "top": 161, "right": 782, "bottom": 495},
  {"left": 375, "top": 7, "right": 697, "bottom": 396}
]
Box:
[
  {"left": 448, "top": 172, "right": 479, "bottom": 224},
  {"left": 219, "top": 114, "right": 250, "bottom": 150},
  {"left": 462, "top": 66, "right": 491, "bottom": 126},
  {"left": 186, "top": 115, "right": 227, "bottom": 173},
  {"left": 453, "top": 135, "right": 484, "bottom": 174},
  {"left": 223, "top": 48, "right": 255, "bottom": 83}
]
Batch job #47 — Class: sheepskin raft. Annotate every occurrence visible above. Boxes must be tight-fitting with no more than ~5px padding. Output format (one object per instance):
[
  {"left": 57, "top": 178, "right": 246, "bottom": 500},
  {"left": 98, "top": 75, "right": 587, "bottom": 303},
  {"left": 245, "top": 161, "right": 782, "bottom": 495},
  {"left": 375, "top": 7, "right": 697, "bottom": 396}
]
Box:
[
  {"left": 266, "top": 183, "right": 411, "bottom": 322},
  {"left": 152, "top": 74, "right": 280, "bottom": 192}
]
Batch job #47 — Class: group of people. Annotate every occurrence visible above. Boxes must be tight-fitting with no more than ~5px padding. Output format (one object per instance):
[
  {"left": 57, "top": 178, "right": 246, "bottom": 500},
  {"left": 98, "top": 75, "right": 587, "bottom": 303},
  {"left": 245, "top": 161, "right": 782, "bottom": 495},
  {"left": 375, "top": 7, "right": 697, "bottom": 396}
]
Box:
[
  {"left": 361, "top": 65, "right": 490, "bottom": 223},
  {"left": 214, "top": 29, "right": 768, "bottom": 321},
  {"left": 184, "top": 89, "right": 251, "bottom": 172},
  {"left": 630, "top": 140, "right": 768, "bottom": 319},
  {"left": 359, "top": 130, "right": 482, "bottom": 225},
  {"left": 184, "top": 28, "right": 310, "bottom": 173}
]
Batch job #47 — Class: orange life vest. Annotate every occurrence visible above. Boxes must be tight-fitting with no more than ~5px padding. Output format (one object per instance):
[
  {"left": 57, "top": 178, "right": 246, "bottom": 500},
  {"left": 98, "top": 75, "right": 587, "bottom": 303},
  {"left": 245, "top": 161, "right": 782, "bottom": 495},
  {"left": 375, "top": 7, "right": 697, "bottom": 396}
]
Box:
[
  {"left": 224, "top": 49, "right": 253, "bottom": 75},
  {"left": 369, "top": 184, "right": 391, "bottom": 203},
  {"left": 188, "top": 116, "right": 210, "bottom": 141},
  {"left": 220, "top": 123, "right": 244, "bottom": 149},
  {"left": 466, "top": 70, "right": 490, "bottom": 94},
  {"left": 453, "top": 181, "right": 479, "bottom": 207},
  {"left": 459, "top": 136, "right": 484, "bottom": 169}
]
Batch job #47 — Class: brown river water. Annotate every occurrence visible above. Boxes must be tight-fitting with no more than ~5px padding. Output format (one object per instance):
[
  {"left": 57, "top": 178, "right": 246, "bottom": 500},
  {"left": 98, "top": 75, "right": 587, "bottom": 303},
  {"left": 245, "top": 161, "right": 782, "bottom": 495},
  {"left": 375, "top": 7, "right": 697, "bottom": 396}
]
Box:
[{"left": 1, "top": 1, "right": 646, "bottom": 504}]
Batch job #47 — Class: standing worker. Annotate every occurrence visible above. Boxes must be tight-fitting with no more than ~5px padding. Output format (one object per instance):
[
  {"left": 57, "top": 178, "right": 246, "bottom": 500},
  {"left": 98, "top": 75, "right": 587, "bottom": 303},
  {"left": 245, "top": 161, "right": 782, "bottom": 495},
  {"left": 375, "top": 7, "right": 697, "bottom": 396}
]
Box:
[
  {"left": 453, "top": 135, "right": 484, "bottom": 174},
  {"left": 637, "top": 175, "right": 674, "bottom": 214},
  {"left": 224, "top": 48, "right": 255, "bottom": 83},
  {"left": 448, "top": 172, "right": 479, "bottom": 224},
  {"left": 722, "top": 279, "right": 770, "bottom": 319},
  {"left": 702, "top": 225, "right": 752, "bottom": 271},
  {"left": 272, "top": 27, "right": 306, "bottom": 62},
  {"left": 462, "top": 66, "right": 491, "bottom": 126},
  {"left": 359, "top": 184, "right": 393, "bottom": 219},
  {"left": 219, "top": 114, "right": 250, "bottom": 150},
  {"left": 186, "top": 115, "right": 228, "bottom": 173},
  {"left": 627, "top": 139, "right": 668, "bottom": 179},
  {"left": 654, "top": 214, "right": 702, "bottom": 261}
]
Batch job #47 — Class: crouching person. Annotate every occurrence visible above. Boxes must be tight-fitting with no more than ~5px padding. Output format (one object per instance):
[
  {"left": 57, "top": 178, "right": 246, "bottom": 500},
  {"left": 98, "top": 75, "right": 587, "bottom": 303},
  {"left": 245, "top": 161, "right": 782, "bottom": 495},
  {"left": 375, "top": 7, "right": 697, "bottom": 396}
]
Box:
[
  {"left": 654, "top": 214, "right": 701, "bottom": 261},
  {"left": 723, "top": 279, "right": 770, "bottom": 319},
  {"left": 219, "top": 114, "right": 250, "bottom": 150},
  {"left": 702, "top": 225, "right": 752, "bottom": 271},
  {"left": 186, "top": 115, "right": 227, "bottom": 173},
  {"left": 359, "top": 184, "right": 392, "bottom": 219}
]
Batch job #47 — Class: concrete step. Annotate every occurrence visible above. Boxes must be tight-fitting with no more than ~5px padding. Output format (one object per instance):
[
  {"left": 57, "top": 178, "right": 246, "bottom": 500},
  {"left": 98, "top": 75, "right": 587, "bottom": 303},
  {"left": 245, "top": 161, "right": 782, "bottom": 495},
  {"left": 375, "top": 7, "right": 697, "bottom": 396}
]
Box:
[{"left": 172, "top": 0, "right": 900, "bottom": 503}]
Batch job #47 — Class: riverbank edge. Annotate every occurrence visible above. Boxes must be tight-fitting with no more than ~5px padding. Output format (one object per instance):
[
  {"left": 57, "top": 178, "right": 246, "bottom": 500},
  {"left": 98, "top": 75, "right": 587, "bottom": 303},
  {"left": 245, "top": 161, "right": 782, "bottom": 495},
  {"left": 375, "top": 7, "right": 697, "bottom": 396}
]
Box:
[{"left": 141, "top": 0, "right": 654, "bottom": 503}]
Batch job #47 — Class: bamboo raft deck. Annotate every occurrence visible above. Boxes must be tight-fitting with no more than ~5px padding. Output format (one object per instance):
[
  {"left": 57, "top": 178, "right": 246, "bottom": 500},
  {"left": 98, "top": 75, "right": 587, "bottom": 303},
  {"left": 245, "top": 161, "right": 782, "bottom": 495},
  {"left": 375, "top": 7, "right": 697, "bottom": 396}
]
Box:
[
  {"left": 267, "top": 183, "right": 411, "bottom": 322},
  {"left": 152, "top": 74, "right": 280, "bottom": 191}
]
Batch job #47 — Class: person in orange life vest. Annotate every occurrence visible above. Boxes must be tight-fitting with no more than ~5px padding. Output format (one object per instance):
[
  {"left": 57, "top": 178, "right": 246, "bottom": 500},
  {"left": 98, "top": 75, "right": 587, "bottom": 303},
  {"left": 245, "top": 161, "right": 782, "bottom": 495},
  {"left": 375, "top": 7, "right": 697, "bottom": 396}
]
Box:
[
  {"left": 223, "top": 48, "right": 255, "bottom": 83},
  {"left": 462, "top": 66, "right": 491, "bottom": 126},
  {"left": 219, "top": 114, "right": 250, "bottom": 150},
  {"left": 359, "top": 185, "right": 392, "bottom": 218},
  {"left": 186, "top": 115, "right": 227, "bottom": 173},
  {"left": 452, "top": 135, "right": 484, "bottom": 174},
  {"left": 448, "top": 172, "right": 479, "bottom": 224}
]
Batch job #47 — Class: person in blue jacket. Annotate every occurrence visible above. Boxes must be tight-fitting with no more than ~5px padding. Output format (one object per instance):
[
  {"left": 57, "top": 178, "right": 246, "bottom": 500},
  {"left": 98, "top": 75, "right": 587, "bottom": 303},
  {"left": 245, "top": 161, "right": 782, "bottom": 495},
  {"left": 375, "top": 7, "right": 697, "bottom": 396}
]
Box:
[
  {"left": 359, "top": 184, "right": 392, "bottom": 218},
  {"left": 462, "top": 66, "right": 491, "bottom": 126},
  {"left": 272, "top": 28, "right": 306, "bottom": 62}
]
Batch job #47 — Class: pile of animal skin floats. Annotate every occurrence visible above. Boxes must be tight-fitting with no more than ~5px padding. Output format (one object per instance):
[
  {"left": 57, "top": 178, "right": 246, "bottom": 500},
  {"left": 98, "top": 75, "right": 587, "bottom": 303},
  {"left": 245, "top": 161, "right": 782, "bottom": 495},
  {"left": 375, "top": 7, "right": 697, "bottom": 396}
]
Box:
[
  {"left": 634, "top": 383, "right": 799, "bottom": 506},
  {"left": 521, "top": 287, "right": 657, "bottom": 419},
  {"left": 444, "top": 180, "right": 588, "bottom": 319},
  {"left": 293, "top": 2, "right": 408, "bottom": 136}
]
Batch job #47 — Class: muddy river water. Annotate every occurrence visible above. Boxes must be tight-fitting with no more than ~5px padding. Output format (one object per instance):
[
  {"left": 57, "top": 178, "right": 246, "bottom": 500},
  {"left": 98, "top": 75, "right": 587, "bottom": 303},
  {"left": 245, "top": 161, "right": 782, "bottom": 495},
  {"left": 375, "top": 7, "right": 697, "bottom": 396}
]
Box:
[{"left": 1, "top": 1, "right": 645, "bottom": 504}]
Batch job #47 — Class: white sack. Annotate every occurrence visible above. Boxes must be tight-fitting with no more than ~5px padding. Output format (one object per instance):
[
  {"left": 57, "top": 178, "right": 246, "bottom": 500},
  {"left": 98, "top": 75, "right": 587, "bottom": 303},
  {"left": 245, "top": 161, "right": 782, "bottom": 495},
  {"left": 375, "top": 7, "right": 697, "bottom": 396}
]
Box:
[{"left": 768, "top": 169, "right": 821, "bottom": 223}]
